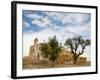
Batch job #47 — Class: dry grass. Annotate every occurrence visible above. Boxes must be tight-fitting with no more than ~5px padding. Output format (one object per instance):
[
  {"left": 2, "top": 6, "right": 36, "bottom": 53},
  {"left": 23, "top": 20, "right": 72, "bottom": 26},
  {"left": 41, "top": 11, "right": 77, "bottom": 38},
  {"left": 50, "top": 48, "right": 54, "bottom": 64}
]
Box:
[{"left": 23, "top": 61, "right": 91, "bottom": 69}]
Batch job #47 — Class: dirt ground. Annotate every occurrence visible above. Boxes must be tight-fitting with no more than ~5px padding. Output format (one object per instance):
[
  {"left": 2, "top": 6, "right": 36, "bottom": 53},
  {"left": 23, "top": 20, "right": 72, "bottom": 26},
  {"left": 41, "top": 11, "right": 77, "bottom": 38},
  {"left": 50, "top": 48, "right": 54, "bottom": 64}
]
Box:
[{"left": 23, "top": 61, "right": 91, "bottom": 69}]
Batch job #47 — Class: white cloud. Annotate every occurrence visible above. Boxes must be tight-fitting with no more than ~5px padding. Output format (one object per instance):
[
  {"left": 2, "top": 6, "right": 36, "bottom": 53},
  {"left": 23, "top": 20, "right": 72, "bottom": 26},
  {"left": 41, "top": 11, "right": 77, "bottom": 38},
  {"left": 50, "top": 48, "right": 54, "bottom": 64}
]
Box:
[
  {"left": 32, "top": 17, "right": 51, "bottom": 28},
  {"left": 65, "top": 13, "right": 89, "bottom": 25},
  {"left": 65, "top": 23, "right": 90, "bottom": 34},
  {"left": 43, "top": 12, "right": 90, "bottom": 25},
  {"left": 25, "top": 12, "right": 51, "bottom": 28},
  {"left": 24, "top": 11, "right": 90, "bottom": 32},
  {"left": 45, "top": 12, "right": 67, "bottom": 23},
  {"left": 26, "top": 13, "right": 41, "bottom": 19}
]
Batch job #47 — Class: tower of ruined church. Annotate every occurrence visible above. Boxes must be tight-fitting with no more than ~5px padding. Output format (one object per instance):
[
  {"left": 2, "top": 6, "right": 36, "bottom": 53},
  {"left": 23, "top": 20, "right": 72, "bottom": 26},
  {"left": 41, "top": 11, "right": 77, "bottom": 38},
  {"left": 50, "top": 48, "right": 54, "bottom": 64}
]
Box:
[
  {"left": 29, "top": 38, "right": 39, "bottom": 60},
  {"left": 33, "top": 38, "right": 39, "bottom": 60}
]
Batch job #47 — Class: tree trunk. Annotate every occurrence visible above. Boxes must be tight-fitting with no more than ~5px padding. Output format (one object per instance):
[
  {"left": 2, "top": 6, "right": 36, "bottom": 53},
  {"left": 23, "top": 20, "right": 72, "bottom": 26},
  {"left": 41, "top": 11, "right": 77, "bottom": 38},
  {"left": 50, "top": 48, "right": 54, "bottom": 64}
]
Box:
[{"left": 73, "top": 54, "right": 78, "bottom": 64}]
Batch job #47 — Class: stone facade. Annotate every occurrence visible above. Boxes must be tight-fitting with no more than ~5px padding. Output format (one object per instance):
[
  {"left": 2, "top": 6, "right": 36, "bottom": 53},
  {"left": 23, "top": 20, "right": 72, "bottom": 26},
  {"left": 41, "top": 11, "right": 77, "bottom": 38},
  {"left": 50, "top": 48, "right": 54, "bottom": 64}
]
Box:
[
  {"left": 57, "top": 48, "right": 73, "bottom": 64},
  {"left": 23, "top": 39, "right": 87, "bottom": 65},
  {"left": 77, "top": 57, "right": 87, "bottom": 64}
]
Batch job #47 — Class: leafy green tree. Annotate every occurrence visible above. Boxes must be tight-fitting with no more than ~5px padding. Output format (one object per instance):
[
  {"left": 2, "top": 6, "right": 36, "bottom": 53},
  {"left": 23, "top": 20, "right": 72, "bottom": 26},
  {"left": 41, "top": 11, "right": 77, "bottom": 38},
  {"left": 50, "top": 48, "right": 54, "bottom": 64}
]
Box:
[
  {"left": 40, "top": 43, "right": 50, "bottom": 58},
  {"left": 48, "top": 36, "right": 62, "bottom": 63},
  {"left": 65, "top": 36, "right": 90, "bottom": 64},
  {"left": 40, "top": 35, "right": 62, "bottom": 63}
]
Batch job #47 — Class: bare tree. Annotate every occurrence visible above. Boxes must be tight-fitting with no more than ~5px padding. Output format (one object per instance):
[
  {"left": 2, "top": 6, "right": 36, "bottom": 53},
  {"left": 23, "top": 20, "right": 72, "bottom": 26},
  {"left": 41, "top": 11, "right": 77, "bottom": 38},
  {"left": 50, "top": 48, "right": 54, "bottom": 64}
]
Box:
[{"left": 65, "top": 36, "right": 90, "bottom": 64}]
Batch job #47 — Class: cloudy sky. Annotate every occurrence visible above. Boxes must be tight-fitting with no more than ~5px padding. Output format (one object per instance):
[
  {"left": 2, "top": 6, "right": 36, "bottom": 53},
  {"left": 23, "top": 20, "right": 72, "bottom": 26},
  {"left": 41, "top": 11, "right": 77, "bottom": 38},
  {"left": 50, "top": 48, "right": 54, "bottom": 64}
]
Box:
[{"left": 22, "top": 10, "right": 91, "bottom": 61}]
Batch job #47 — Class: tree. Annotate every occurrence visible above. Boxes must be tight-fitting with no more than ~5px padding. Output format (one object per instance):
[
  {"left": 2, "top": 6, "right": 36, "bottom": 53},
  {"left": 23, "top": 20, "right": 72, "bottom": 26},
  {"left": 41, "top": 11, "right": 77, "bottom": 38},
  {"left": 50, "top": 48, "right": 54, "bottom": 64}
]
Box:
[
  {"left": 40, "top": 35, "right": 62, "bottom": 63},
  {"left": 65, "top": 36, "right": 90, "bottom": 64},
  {"left": 39, "top": 43, "right": 50, "bottom": 58},
  {"left": 48, "top": 36, "right": 62, "bottom": 63}
]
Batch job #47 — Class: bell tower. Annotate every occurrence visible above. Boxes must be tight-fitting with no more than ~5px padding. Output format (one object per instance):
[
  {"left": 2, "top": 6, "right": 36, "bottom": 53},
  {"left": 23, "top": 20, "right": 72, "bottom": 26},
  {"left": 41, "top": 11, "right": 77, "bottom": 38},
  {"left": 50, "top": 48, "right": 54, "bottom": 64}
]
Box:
[
  {"left": 33, "top": 38, "right": 39, "bottom": 61},
  {"left": 34, "top": 38, "right": 38, "bottom": 46},
  {"left": 29, "top": 38, "right": 38, "bottom": 59}
]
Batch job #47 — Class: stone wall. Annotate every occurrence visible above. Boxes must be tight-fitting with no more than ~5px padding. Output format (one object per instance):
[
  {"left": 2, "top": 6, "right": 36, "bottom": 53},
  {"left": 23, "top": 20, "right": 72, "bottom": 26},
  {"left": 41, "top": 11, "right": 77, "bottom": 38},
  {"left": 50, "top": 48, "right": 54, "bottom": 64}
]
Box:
[
  {"left": 77, "top": 57, "right": 86, "bottom": 64},
  {"left": 23, "top": 57, "right": 34, "bottom": 65},
  {"left": 24, "top": 41, "right": 87, "bottom": 65}
]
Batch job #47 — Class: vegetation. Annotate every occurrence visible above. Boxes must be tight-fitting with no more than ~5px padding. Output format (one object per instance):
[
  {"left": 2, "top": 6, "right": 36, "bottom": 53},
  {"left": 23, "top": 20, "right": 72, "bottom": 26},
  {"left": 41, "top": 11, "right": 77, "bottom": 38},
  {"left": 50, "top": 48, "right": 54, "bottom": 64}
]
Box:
[
  {"left": 40, "top": 43, "right": 50, "bottom": 58},
  {"left": 65, "top": 36, "right": 91, "bottom": 64},
  {"left": 48, "top": 36, "right": 62, "bottom": 63},
  {"left": 40, "top": 35, "right": 62, "bottom": 63},
  {"left": 40, "top": 35, "right": 90, "bottom": 64}
]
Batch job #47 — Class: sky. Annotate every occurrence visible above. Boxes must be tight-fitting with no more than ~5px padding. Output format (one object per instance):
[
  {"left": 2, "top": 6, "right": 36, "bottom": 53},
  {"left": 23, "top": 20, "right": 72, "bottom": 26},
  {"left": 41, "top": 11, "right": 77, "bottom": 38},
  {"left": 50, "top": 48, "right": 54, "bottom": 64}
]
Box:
[{"left": 22, "top": 10, "right": 91, "bottom": 61}]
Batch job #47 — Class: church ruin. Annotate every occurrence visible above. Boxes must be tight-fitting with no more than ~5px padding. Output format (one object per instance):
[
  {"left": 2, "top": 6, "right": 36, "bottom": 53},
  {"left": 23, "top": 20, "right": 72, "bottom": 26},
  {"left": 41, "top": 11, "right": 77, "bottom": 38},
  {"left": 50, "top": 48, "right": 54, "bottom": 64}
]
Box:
[{"left": 23, "top": 38, "right": 87, "bottom": 66}]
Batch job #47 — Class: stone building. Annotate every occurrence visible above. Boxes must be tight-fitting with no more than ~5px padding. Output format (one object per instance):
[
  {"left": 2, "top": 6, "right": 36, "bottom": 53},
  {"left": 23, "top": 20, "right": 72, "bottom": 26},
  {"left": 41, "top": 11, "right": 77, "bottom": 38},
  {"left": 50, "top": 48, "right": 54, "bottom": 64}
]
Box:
[
  {"left": 29, "top": 38, "right": 40, "bottom": 60},
  {"left": 57, "top": 49, "right": 73, "bottom": 64},
  {"left": 23, "top": 38, "right": 87, "bottom": 65}
]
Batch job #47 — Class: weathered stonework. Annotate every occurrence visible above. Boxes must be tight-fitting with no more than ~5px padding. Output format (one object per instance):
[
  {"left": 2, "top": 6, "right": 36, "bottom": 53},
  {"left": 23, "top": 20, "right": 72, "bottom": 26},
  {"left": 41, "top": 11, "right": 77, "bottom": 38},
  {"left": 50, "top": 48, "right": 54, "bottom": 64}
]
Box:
[{"left": 23, "top": 39, "right": 87, "bottom": 65}]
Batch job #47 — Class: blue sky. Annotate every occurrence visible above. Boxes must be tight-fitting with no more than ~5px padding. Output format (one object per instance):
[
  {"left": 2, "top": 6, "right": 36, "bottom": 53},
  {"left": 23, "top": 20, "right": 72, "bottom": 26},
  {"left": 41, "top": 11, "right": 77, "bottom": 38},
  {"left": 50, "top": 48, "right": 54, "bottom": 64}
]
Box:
[
  {"left": 22, "top": 10, "right": 91, "bottom": 60},
  {"left": 22, "top": 10, "right": 91, "bottom": 39}
]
